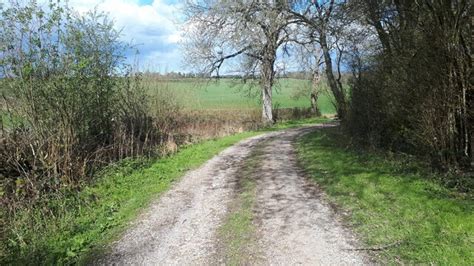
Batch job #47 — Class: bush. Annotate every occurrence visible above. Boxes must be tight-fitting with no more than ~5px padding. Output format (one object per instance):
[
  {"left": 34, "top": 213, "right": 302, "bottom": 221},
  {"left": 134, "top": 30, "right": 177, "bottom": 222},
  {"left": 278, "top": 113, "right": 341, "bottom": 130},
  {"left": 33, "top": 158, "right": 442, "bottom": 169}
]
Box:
[
  {"left": 0, "top": 0, "right": 156, "bottom": 210},
  {"left": 346, "top": 1, "right": 472, "bottom": 176}
]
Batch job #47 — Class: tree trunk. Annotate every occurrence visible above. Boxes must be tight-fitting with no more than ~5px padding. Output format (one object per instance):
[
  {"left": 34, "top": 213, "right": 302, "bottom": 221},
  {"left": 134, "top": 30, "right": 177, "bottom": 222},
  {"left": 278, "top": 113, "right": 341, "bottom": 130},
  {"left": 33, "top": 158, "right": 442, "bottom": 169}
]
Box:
[
  {"left": 310, "top": 92, "right": 320, "bottom": 116},
  {"left": 261, "top": 47, "right": 276, "bottom": 125},
  {"left": 262, "top": 83, "right": 273, "bottom": 124},
  {"left": 311, "top": 69, "right": 321, "bottom": 116},
  {"left": 320, "top": 31, "right": 347, "bottom": 119}
]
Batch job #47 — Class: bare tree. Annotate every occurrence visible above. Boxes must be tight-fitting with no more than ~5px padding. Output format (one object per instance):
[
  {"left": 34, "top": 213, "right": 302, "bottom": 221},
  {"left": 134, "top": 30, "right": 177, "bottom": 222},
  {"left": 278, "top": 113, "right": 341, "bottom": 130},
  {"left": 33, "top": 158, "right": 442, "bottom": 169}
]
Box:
[
  {"left": 291, "top": 41, "right": 324, "bottom": 116},
  {"left": 183, "top": 0, "right": 294, "bottom": 124},
  {"left": 288, "top": 0, "right": 349, "bottom": 119}
]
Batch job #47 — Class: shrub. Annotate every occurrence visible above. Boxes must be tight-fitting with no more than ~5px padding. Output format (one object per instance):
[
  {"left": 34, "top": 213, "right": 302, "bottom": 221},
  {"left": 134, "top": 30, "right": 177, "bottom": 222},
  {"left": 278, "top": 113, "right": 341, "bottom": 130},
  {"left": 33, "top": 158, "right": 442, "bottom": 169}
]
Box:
[
  {"left": 346, "top": 1, "right": 472, "bottom": 177},
  {"left": 0, "top": 0, "right": 155, "bottom": 209}
]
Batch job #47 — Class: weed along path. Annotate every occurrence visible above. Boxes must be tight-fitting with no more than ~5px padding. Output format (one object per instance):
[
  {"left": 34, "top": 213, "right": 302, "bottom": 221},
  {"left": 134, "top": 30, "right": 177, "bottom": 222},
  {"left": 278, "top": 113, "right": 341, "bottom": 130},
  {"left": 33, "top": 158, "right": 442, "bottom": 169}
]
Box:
[{"left": 98, "top": 124, "right": 368, "bottom": 265}]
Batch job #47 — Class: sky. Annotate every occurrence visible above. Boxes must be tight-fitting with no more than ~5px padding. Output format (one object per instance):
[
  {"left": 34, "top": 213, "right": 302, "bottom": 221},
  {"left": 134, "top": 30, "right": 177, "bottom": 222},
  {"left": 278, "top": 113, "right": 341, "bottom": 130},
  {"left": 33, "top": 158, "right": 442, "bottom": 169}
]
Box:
[{"left": 68, "top": 0, "right": 185, "bottom": 73}]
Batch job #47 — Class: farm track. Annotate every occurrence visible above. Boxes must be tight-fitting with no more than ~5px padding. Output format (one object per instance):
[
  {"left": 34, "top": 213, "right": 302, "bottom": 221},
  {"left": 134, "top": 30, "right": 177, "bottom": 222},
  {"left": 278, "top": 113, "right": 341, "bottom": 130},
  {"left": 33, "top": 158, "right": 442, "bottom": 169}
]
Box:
[{"left": 97, "top": 124, "right": 369, "bottom": 265}]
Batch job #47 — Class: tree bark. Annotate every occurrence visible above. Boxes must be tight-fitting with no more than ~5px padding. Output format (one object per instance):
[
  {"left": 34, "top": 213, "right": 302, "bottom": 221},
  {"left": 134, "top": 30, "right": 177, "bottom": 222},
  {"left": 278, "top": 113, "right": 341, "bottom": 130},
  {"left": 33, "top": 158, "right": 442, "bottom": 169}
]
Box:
[
  {"left": 260, "top": 39, "right": 277, "bottom": 125},
  {"left": 311, "top": 69, "right": 321, "bottom": 116},
  {"left": 310, "top": 93, "right": 320, "bottom": 116},
  {"left": 261, "top": 58, "right": 274, "bottom": 124}
]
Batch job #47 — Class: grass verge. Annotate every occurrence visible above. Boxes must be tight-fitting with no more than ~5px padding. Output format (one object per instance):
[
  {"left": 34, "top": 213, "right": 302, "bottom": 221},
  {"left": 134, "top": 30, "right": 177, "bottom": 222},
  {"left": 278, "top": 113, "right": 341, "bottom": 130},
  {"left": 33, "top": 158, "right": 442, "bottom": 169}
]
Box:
[
  {"left": 296, "top": 127, "right": 473, "bottom": 265},
  {"left": 2, "top": 117, "right": 330, "bottom": 264}
]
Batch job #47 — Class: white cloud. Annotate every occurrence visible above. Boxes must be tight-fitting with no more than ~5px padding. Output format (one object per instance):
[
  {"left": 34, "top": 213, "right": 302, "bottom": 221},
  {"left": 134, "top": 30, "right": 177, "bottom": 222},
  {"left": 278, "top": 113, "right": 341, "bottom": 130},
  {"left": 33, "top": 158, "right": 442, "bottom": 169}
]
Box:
[{"left": 68, "top": 0, "right": 184, "bottom": 72}]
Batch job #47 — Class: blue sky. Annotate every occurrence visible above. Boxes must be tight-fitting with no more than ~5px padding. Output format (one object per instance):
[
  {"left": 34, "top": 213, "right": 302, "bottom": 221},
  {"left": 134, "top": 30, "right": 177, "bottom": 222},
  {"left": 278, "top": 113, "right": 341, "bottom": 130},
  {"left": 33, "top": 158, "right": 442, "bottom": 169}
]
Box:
[{"left": 69, "top": 0, "right": 185, "bottom": 73}]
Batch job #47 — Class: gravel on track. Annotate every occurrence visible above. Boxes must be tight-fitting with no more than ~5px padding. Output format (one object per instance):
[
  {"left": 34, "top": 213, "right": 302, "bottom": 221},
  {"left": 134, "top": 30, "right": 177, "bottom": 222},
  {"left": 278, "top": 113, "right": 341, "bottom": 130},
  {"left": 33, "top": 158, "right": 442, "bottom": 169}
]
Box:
[{"left": 97, "top": 125, "right": 369, "bottom": 265}]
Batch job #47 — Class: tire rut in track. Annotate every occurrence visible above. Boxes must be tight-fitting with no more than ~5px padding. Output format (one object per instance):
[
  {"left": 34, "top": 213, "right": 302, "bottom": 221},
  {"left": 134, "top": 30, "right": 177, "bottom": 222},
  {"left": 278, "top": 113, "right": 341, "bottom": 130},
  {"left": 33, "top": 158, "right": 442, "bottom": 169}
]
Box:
[{"left": 253, "top": 125, "right": 368, "bottom": 265}]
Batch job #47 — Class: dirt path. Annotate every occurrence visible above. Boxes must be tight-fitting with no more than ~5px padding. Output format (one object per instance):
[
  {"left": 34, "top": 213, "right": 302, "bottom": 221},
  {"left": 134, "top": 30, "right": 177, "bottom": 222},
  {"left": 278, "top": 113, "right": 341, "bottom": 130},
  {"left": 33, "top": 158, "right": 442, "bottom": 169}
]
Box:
[
  {"left": 254, "top": 126, "right": 366, "bottom": 265},
  {"left": 98, "top": 125, "right": 368, "bottom": 265}
]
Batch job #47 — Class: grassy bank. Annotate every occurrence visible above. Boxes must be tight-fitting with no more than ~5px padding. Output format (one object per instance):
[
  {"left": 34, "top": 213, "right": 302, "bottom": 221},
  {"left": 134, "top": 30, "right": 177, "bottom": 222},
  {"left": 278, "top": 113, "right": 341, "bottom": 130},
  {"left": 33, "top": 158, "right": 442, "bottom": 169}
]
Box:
[
  {"left": 297, "top": 127, "right": 473, "bottom": 264},
  {"left": 2, "top": 117, "right": 328, "bottom": 264}
]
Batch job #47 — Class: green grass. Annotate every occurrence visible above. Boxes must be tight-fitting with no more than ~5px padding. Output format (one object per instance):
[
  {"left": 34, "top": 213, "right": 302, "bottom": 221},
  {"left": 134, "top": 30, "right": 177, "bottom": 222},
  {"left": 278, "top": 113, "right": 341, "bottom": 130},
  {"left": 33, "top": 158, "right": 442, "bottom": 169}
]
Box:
[
  {"left": 267, "top": 117, "right": 330, "bottom": 130},
  {"left": 2, "top": 117, "right": 330, "bottom": 265},
  {"left": 0, "top": 110, "right": 25, "bottom": 129},
  {"left": 143, "top": 78, "right": 336, "bottom": 114},
  {"left": 296, "top": 127, "right": 474, "bottom": 265}
]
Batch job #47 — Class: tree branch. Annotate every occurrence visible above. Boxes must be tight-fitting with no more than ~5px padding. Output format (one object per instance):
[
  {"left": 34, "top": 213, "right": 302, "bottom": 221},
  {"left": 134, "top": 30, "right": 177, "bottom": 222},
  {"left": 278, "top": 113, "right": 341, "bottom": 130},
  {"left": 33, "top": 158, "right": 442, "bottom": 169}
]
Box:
[{"left": 210, "top": 46, "right": 250, "bottom": 77}]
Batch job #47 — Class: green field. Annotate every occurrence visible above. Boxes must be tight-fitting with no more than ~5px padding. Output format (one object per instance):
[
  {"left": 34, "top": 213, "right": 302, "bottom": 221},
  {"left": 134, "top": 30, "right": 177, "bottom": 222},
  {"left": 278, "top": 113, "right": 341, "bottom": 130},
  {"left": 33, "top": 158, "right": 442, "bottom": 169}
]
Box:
[{"left": 142, "top": 78, "right": 336, "bottom": 114}]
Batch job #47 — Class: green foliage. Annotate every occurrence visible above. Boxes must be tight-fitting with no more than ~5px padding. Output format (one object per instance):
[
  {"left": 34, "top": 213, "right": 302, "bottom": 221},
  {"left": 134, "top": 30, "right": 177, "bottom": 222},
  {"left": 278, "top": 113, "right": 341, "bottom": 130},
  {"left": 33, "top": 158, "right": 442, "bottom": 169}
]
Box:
[
  {"left": 0, "top": 2, "right": 162, "bottom": 261},
  {"left": 0, "top": 0, "right": 153, "bottom": 205},
  {"left": 297, "top": 127, "right": 473, "bottom": 264}
]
